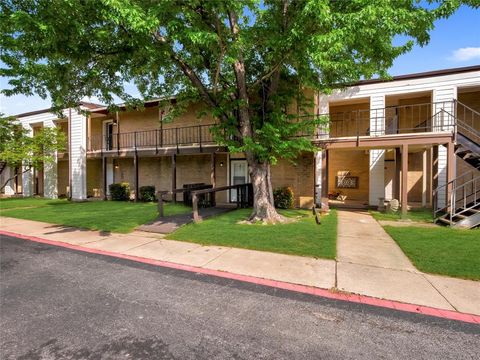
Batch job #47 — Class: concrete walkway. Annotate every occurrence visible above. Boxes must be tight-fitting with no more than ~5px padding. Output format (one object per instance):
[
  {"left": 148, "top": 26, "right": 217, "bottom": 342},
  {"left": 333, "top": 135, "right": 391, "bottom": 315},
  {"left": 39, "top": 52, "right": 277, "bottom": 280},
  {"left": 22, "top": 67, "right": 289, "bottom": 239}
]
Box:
[
  {"left": 336, "top": 210, "right": 480, "bottom": 314},
  {"left": 1, "top": 214, "right": 479, "bottom": 316}
]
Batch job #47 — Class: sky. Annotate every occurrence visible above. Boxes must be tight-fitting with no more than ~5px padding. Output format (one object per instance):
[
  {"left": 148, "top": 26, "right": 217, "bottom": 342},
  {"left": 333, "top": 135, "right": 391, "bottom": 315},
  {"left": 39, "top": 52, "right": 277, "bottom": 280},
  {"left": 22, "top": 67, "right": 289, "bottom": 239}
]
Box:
[{"left": 0, "top": 4, "right": 479, "bottom": 116}]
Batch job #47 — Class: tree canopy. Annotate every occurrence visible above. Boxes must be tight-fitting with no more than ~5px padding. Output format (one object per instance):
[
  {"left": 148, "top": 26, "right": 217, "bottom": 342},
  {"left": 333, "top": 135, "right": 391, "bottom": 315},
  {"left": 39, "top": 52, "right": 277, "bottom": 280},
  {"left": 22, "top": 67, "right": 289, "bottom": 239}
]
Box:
[{"left": 0, "top": 0, "right": 468, "bottom": 220}]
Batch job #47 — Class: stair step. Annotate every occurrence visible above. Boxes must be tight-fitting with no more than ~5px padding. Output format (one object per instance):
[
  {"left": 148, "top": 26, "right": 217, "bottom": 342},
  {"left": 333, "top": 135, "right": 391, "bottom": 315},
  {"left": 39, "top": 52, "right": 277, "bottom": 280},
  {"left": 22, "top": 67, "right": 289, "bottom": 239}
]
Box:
[{"left": 437, "top": 217, "right": 454, "bottom": 225}]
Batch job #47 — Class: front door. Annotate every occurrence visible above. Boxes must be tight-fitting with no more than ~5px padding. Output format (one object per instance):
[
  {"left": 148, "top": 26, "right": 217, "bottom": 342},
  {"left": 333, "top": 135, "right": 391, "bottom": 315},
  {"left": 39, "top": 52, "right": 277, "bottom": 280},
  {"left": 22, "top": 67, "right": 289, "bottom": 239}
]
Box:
[{"left": 230, "top": 160, "right": 249, "bottom": 202}]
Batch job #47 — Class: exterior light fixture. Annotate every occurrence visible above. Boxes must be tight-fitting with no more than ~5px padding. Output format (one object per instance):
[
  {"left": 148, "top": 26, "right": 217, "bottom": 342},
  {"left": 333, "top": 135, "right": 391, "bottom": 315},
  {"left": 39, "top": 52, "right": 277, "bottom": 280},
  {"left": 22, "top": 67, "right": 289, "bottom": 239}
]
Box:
[{"left": 220, "top": 161, "right": 224, "bottom": 167}]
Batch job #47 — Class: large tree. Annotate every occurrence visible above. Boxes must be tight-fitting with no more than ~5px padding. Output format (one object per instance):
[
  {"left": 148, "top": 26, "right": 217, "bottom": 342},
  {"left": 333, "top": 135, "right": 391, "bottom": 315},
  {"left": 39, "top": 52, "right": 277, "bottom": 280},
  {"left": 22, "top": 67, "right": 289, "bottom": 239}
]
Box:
[{"left": 0, "top": 0, "right": 467, "bottom": 222}]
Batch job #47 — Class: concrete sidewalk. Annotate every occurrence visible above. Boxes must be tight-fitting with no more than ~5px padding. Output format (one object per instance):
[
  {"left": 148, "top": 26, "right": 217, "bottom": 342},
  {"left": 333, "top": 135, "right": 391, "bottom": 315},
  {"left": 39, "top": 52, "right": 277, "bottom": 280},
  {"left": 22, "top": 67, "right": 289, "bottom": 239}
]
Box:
[{"left": 1, "top": 215, "right": 479, "bottom": 316}]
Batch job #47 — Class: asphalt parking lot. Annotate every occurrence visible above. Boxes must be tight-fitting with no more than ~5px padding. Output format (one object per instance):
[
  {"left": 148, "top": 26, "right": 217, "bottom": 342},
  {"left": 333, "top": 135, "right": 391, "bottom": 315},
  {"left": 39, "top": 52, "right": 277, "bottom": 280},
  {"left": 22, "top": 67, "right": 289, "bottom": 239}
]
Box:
[{"left": 1, "top": 234, "right": 478, "bottom": 359}]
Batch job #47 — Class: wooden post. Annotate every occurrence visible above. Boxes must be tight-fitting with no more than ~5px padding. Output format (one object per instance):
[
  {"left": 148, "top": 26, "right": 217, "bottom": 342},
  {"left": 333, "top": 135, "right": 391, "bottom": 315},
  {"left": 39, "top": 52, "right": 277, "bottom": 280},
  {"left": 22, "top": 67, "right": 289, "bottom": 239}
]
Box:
[
  {"left": 192, "top": 192, "right": 200, "bottom": 222},
  {"left": 134, "top": 154, "right": 139, "bottom": 202},
  {"left": 171, "top": 154, "right": 177, "bottom": 203},
  {"left": 321, "top": 149, "right": 329, "bottom": 211},
  {"left": 422, "top": 149, "right": 427, "bottom": 207},
  {"left": 210, "top": 153, "right": 216, "bottom": 206},
  {"left": 102, "top": 156, "right": 107, "bottom": 200},
  {"left": 395, "top": 148, "right": 401, "bottom": 200},
  {"left": 133, "top": 132, "right": 139, "bottom": 202},
  {"left": 157, "top": 192, "right": 164, "bottom": 217},
  {"left": 401, "top": 143, "right": 409, "bottom": 217}
]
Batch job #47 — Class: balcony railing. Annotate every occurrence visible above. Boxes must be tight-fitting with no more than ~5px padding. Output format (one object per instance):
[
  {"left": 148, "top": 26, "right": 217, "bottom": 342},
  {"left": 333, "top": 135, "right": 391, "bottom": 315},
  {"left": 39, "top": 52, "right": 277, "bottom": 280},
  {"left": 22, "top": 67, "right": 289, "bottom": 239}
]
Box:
[
  {"left": 321, "top": 101, "right": 456, "bottom": 138},
  {"left": 87, "top": 101, "right": 458, "bottom": 152},
  {"left": 88, "top": 124, "right": 216, "bottom": 152}
]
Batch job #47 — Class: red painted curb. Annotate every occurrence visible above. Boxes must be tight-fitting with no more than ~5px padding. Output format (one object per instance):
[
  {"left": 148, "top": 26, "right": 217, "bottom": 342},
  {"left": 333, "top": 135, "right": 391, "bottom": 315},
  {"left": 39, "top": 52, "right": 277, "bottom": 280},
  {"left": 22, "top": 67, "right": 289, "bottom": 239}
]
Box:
[{"left": 1, "top": 229, "right": 479, "bottom": 325}]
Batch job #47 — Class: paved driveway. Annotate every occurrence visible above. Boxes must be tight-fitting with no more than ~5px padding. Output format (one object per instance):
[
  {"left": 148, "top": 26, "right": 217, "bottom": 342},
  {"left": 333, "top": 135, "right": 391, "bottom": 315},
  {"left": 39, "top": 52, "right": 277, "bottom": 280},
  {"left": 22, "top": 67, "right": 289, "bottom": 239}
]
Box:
[{"left": 1, "top": 235, "right": 479, "bottom": 359}]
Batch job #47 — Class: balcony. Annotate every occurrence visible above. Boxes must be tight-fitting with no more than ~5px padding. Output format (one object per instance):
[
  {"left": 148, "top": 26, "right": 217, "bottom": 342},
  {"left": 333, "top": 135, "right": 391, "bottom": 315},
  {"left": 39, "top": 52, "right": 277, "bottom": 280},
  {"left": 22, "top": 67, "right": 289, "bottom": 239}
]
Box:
[
  {"left": 87, "top": 101, "right": 458, "bottom": 154},
  {"left": 309, "top": 101, "right": 457, "bottom": 140},
  {"left": 87, "top": 124, "right": 216, "bottom": 153}
]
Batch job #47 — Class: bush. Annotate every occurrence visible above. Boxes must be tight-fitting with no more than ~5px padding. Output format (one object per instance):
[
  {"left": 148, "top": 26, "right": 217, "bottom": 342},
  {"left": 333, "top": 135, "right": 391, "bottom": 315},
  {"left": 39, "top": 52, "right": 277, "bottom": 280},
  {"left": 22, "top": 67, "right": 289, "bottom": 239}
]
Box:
[
  {"left": 139, "top": 185, "right": 156, "bottom": 202},
  {"left": 109, "top": 182, "right": 130, "bottom": 201},
  {"left": 274, "top": 186, "right": 295, "bottom": 209}
]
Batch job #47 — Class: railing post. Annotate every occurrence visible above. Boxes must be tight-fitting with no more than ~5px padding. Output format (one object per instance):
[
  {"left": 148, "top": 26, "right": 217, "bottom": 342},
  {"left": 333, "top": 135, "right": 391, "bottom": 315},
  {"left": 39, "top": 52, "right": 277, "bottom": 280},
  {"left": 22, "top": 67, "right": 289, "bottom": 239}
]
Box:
[
  {"left": 134, "top": 131, "right": 137, "bottom": 150},
  {"left": 155, "top": 129, "right": 159, "bottom": 154},
  {"left": 192, "top": 192, "right": 200, "bottom": 222}
]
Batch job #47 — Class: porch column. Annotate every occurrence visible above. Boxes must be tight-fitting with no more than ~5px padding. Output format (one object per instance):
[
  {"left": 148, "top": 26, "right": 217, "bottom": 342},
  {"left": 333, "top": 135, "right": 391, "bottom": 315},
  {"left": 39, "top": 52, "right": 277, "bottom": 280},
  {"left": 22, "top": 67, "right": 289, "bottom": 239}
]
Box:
[
  {"left": 133, "top": 154, "right": 139, "bottom": 202},
  {"left": 369, "top": 149, "right": 385, "bottom": 207},
  {"left": 43, "top": 118, "right": 58, "bottom": 199},
  {"left": 395, "top": 148, "right": 401, "bottom": 200},
  {"left": 210, "top": 153, "right": 216, "bottom": 187},
  {"left": 22, "top": 124, "right": 34, "bottom": 197},
  {"left": 401, "top": 144, "right": 409, "bottom": 216},
  {"left": 102, "top": 156, "right": 107, "bottom": 200},
  {"left": 314, "top": 149, "right": 328, "bottom": 210},
  {"left": 369, "top": 95, "right": 386, "bottom": 207},
  {"left": 69, "top": 109, "right": 88, "bottom": 200},
  {"left": 211, "top": 153, "right": 216, "bottom": 206},
  {"left": 171, "top": 154, "right": 177, "bottom": 203},
  {"left": 2, "top": 166, "right": 15, "bottom": 195},
  {"left": 422, "top": 149, "right": 428, "bottom": 207}
]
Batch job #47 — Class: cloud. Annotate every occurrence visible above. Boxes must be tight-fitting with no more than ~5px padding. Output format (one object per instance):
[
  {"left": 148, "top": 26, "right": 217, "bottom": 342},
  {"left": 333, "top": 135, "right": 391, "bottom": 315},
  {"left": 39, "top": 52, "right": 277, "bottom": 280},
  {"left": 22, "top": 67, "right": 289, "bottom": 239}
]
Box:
[{"left": 449, "top": 47, "right": 480, "bottom": 62}]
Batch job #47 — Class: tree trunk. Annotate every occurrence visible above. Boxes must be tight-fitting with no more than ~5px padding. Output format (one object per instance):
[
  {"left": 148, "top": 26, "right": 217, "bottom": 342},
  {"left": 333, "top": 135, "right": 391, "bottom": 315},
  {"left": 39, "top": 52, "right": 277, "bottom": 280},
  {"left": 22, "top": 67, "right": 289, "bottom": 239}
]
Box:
[{"left": 246, "top": 154, "right": 287, "bottom": 223}]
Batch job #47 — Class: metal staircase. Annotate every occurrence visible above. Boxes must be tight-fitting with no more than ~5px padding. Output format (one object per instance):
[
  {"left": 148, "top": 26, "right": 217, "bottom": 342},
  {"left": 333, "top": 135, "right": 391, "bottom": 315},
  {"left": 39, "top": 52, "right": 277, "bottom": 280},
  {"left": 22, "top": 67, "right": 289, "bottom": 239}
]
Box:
[{"left": 433, "top": 101, "right": 480, "bottom": 228}]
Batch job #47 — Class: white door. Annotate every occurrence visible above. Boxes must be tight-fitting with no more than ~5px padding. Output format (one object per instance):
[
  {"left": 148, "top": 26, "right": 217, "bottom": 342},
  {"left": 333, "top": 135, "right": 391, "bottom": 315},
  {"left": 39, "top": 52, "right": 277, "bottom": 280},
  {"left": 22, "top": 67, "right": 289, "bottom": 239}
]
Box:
[
  {"left": 384, "top": 160, "right": 395, "bottom": 201},
  {"left": 106, "top": 159, "right": 114, "bottom": 196},
  {"left": 230, "top": 160, "right": 249, "bottom": 202}
]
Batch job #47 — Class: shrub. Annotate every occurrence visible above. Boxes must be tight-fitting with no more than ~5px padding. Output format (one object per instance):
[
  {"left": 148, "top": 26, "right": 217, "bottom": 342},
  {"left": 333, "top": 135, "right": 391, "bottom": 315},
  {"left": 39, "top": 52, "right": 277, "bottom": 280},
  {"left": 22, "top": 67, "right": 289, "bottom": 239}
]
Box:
[
  {"left": 273, "top": 186, "right": 295, "bottom": 209},
  {"left": 109, "top": 182, "right": 130, "bottom": 201},
  {"left": 139, "top": 185, "right": 156, "bottom": 202}
]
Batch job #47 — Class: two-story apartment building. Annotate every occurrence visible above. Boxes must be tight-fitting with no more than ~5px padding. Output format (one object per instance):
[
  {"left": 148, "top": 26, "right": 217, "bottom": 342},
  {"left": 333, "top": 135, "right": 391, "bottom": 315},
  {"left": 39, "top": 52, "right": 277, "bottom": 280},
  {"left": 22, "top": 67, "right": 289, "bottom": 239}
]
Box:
[{"left": 3, "top": 65, "right": 479, "bottom": 226}]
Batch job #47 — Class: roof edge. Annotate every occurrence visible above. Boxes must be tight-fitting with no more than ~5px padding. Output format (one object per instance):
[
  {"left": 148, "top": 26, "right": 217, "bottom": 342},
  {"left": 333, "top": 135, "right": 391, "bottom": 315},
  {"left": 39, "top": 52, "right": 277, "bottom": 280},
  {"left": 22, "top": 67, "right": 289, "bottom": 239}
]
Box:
[
  {"left": 353, "top": 65, "right": 480, "bottom": 86},
  {"left": 14, "top": 101, "right": 104, "bottom": 118}
]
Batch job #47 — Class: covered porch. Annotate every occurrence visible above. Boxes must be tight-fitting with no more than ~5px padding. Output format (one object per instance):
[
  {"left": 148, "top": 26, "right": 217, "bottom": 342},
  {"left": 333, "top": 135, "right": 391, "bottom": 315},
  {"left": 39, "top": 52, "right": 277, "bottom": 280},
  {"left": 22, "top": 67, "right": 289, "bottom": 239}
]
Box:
[{"left": 317, "top": 132, "right": 455, "bottom": 215}]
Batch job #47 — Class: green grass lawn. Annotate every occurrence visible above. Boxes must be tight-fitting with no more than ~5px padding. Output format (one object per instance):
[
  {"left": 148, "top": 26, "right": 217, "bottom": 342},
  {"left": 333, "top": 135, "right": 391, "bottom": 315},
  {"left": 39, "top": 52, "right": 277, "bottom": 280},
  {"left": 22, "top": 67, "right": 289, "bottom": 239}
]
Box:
[
  {"left": 167, "top": 208, "right": 337, "bottom": 259},
  {"left": 370, "top": 208, "right": 433, "bottom": 223},
  {"left": 384, "top": 225, "right": 480, "bottom": 280},
  {"left": 0, "top": 197, "right": 190, "bottom": 233}
]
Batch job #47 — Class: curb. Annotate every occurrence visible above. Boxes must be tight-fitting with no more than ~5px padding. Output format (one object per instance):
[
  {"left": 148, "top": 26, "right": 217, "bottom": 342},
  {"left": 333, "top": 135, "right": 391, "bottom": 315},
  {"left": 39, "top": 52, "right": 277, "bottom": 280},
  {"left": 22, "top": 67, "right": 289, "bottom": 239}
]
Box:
[{"left": 1, "top": 229, "right": 479, "bottom": 325}]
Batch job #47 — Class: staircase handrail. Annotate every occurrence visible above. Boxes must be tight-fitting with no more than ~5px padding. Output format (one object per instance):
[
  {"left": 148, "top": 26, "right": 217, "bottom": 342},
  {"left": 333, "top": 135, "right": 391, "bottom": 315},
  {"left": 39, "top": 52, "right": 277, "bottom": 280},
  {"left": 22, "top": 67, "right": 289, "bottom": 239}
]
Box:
[
  {"left": 455, "top": 99, "right": 480, "bottom": 118},
  {"left": 434, "top": 172, "right": 480, "bottom": 220}
]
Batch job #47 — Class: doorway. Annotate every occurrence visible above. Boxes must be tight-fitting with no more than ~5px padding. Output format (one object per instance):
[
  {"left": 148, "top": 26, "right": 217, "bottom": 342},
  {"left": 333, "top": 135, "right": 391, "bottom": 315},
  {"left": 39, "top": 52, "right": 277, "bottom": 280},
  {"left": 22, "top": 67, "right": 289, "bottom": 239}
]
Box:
[
  {"left": 230, "top": 159, "right": 249, "bottom": 202},
  {"left": 385, "top": 160, "right": 395, "bottom": 201},
  {"left": 103, "top": 120, "right": 115, "bottom": 150}
]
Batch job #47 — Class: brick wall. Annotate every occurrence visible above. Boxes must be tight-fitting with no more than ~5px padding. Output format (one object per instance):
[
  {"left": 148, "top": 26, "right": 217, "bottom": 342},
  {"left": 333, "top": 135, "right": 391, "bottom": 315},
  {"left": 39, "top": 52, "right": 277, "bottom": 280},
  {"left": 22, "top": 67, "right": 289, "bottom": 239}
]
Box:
[{"left": 328, "top": 150, "right": 370, "bottom": 202}]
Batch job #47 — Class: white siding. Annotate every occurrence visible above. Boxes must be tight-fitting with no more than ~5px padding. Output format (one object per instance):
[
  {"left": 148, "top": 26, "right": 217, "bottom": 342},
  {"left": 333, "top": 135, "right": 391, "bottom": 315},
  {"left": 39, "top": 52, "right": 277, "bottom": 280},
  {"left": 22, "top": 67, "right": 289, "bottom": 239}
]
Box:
[
  {"left": 16, "top": 108, "right": 87, "bottom": 200},
  {"left": 1, "top": 166, "right": 15, "bottom": 195},
  {"left": 321, "top": 70, "right": 479, "bottom": 102},
  {"left": 70, "top": 110, "right": 87, "bottom": 200},
  {"left": 43, "top": 118, "right": 58, "bottom": 198},
  {"left": 436, "top": 145, "right": 448, "bottom": 209},
  {"left": 314, "top": 151, "right": 323, "bottom": 206},
  {"left": 369, "top": 95, "right": 386, "bottom": 206}
]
